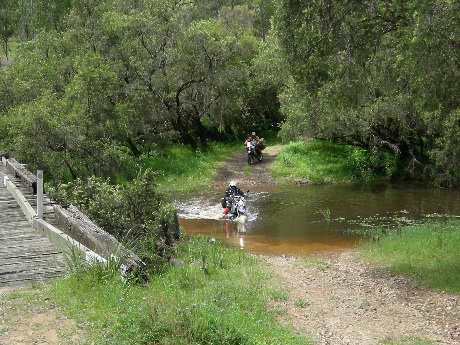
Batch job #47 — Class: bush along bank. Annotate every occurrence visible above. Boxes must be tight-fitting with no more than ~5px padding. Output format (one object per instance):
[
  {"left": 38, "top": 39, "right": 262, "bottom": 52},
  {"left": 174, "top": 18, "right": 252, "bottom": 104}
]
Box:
[{"left": 270, "top": 140, "right": 398, "bottom": 184}]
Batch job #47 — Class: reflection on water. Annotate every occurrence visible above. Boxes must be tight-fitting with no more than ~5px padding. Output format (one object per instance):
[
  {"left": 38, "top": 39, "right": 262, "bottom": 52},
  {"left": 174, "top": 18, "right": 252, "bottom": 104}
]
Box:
[{"left": 176, "top": 182, "right": 460, "bottom": 255}]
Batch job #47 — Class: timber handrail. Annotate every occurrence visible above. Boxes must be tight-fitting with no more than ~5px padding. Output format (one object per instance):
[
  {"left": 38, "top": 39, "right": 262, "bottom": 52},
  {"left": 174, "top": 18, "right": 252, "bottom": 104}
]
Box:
[
  {"left": 1, "top": 152, "right": 147, "bottom": 282},
  {"left": 4, "top": 157, "right": 37, "bottom": 194}
]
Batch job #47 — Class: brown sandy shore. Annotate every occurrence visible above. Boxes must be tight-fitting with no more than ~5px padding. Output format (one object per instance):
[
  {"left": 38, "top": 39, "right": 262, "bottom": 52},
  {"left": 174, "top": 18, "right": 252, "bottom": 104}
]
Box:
[{"left": 258, "top": 251, "right": 459, "bottom": 345}]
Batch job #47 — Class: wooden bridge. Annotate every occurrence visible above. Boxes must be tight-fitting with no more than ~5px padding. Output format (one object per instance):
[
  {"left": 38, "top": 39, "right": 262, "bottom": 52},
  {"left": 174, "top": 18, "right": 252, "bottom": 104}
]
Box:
[
  {"left": 0, "top": 160, "right": 67, "bottom": 288},
  {"left": 0, "top": 155, "right": 146, "bottom": 290}
]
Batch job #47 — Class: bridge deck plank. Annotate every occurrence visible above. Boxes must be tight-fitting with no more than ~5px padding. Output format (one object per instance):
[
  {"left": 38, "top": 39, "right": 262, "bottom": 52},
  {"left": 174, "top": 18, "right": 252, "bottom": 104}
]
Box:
[{"left": 0, "top": 163, "right": 68, "bottom": 288}]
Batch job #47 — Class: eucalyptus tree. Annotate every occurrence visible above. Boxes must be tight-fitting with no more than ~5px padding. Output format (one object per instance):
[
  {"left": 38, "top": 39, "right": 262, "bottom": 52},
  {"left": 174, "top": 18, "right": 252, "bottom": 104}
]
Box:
[
  {"left": 3, "top": 32, "right": 117, "bottom": 180},
  {"left": 173, "top": 6, "right": 260, "bottom": 142},
  {"left": 91, "top": 0, "right": 260, "bottom": 148},
  {"left": 85, "top": 0, "right": 263, "bottom": 148},
  {"left": 252, "top": 0, "right": 275, "bottom": 42},
  {"left": 29, "top": 0, "right": 72, "bottom": 33},
  {"left": 0, "top": 0, "right": 18, "bottom": 61},
  {"left": 274, "top": 0, "right": 460, "bottom": 184},
  {"left": 2, "top": 0, "right": 269, "bottom": 180},
  {"left": 249, "top": 34, "right": 287, "bottom": 131}
]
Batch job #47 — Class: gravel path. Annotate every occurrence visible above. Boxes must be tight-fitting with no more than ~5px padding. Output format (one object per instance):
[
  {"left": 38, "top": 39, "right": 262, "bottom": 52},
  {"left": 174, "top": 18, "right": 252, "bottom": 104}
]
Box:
[{"left": 258, "top": 252, "right": 460, "bottom": 345}]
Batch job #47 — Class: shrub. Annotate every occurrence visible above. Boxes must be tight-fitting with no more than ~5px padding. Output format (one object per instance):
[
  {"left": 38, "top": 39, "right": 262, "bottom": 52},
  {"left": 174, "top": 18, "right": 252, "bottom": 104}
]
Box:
[{"left": 47, "top": 169, "right": 180, "bottom": 271}]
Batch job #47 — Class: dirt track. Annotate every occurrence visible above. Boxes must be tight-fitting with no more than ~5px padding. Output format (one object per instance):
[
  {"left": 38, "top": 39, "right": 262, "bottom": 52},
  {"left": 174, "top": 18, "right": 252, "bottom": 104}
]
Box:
[
  {"left": 210, "top": 145, "right": 282, "bottom": 188},
  {"left": 259, "top": 252, "right": 460, "bottom": 345}
]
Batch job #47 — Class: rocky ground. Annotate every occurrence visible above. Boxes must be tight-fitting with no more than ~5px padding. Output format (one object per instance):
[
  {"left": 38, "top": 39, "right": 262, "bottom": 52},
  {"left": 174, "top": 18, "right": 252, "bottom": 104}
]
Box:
[
  {"left": 1, "top": 144, "right": 459, "bottom": 345},
  {"left": 258, "top": 252, "right": 459, "bottom": 345},
  {"left": 0, "top": 285, "right": 84, "bottom": 345}
]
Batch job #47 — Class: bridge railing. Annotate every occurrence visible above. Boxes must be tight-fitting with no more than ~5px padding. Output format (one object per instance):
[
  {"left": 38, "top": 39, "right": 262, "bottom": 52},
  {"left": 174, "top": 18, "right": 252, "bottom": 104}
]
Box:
[{"left": 1, "top": 152, "right": 147, "bottom": 282}]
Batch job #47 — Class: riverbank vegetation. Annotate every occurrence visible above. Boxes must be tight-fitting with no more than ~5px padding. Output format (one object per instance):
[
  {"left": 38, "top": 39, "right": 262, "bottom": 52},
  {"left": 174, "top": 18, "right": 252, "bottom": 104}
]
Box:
[
  {"left": 358, "top": 221, "right": 460, "bottom": 293},
  {"left": 2, "top": 0, "right": 460, "bottom": 187},
  {"left": 2, "top": 140, "right": 459, "bottom": 343},
  {"left": 271, "top": 140, "right": 398, "bottom": 184},
  {"left": 43, "top": 142, "right": 245, "bottom": 272},
  {"left": 1, "top": 0, "right": 460, "bottom": 342},
  {"left": 1, "top": 0, "right": 460, "bottom": 273},
  {"left": 47, "top": 236, "right": 312, "bottom": 344}
]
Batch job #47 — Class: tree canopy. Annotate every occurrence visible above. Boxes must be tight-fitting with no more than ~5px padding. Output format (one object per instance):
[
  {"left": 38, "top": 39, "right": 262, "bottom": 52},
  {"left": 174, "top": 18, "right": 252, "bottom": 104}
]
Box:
[
  {"left": 1, "top": 0, "right": 281, "bottom": 182},
  {"left": 274, "top": 0, "right": 460, "bottom": 185},
  {"left": 1, "top": 0, "right": 460, "bottom": 186}
]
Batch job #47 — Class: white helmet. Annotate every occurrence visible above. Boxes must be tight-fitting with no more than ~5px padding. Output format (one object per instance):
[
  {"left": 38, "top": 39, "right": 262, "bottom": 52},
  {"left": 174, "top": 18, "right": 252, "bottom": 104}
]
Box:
[{"left": 229, "top": 180, "right": 236, "bottom": 187}]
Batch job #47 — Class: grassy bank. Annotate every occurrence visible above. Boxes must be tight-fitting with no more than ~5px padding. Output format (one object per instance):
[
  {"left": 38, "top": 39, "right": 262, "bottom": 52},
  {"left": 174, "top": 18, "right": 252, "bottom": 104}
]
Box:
[
  {"left": 137, "top": 142, "right": 241, "bottom": 194},
  {"left": 32, "top": 141, "right": 315, "bottom": 344},
  {"left": 132, "top": 139, "right": 397, "bottom": 194},
  {"left": 357, "top": 221, "right": 460, "bottom": 293},
  {"left": 48, "top": 236, "right": 312, "bottom": 344},
  {"left": 2, "top": 139, "right": 459, "bottom": 344},
  {"left": 270, "top": 140, "right": 397, "bottom": 184}
]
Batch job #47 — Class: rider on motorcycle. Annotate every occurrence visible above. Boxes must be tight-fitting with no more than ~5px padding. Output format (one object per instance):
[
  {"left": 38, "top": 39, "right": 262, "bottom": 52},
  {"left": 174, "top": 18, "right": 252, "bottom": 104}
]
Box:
[
  {"left": 221, "top": 180, "right": 245, "bottom": 213},
  {"left": 244, "top": 131, "right": 260, "bottom": 145},
  {"left": 244, "top": 131, "right": 265, "bottom": 153}
]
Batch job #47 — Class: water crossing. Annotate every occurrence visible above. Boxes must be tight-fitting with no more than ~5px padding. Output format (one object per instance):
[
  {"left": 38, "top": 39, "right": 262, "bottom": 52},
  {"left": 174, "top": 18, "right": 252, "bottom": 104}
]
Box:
[{"left": 176, "top": 182, "right": 460, "bottom": 255}]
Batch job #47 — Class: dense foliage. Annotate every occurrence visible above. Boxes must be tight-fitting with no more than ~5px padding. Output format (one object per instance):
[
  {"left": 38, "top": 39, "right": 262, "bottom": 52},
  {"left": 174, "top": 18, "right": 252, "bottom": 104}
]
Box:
[
  {"left": 0, "top": 0, "right": 281, "bottom": 182},
  {"left": 274, "top": 0, "right": 460, "bottom": 185},
  {"left": 3, "top": 0, "right": 460, "bottom": 185},
  {"left": 1, "top": 0, "right": 281, "bottom": 265},
  {"left": 47, "top": 169, "right": 180, "bottom": 270}
]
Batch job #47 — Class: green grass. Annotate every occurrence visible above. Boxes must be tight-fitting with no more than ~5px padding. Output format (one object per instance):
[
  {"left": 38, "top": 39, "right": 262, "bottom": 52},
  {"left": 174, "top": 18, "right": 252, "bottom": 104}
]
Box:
[
  {"left": 5, "top": 139, "right": 458, "bottom": 344},
  {"left": 117, "top": 138, "right": 396, "bottom": 194},
  {"left": 271, "top": 139, "right": 397, "bottom": 184},
  {"left": 48, "top": 236, "right": 312, "bottom": 344},
  {"left": 357, "top": 220, "right": 460, "bottom": 293},
  {"left": 135, "top": 143, "right": 241, "bottom": 194}
]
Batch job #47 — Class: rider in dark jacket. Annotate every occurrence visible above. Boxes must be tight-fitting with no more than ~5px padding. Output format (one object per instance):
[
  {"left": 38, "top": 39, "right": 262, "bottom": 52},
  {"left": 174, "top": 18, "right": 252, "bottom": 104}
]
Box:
[
  {"left": 244, "top": 131, "right": 265, "bottom": 153},
  {"left": 221, "top": 180, "right": 245, "bottom": 211}
]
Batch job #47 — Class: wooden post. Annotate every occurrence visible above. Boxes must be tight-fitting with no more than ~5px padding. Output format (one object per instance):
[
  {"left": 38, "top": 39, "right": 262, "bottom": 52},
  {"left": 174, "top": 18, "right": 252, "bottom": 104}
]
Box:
[{"left": 37, "top": 170, "right": 43, "bottom": 219}]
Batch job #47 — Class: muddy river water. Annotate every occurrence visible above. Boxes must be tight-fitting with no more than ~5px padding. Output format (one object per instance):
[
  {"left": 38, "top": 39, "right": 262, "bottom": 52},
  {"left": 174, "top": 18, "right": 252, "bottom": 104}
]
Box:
[{"left": 176, "top": 182, "right": 460, "bottom": 255}]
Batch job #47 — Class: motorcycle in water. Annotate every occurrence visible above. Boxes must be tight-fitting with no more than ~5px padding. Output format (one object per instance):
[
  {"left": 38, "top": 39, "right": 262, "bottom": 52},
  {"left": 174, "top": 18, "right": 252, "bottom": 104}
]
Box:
[
  {"left": 246, "top": 139, "right": 265, "bottom": 164},
  {"left": 222, "top": 195, "right": 247, "bottom": 232},
  {"left": 222, "top": 195, "right": 247, "bottom": 219}
]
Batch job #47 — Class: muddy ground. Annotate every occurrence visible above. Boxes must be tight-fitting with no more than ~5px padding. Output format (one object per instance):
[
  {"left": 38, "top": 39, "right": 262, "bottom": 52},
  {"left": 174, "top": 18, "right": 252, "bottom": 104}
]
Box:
[{"left": 1, "top": 145, "right": 459, "bottom": 345}]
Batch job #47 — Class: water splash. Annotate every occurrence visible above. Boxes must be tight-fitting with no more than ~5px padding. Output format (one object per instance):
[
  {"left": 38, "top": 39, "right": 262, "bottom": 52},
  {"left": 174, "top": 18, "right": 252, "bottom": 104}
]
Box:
[
  {"left": 176, "top": 199, "right": 224, "bottom": 220},
  {"left": 175, "top": 194, "right": 259, "bottom": 222}
]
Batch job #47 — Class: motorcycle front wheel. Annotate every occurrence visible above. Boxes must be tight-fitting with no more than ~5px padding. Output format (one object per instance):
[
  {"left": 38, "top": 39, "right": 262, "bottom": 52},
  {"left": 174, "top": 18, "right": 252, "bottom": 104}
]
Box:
[{"left": 247, "top": 153, "right": 253, "bottom": 164}]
